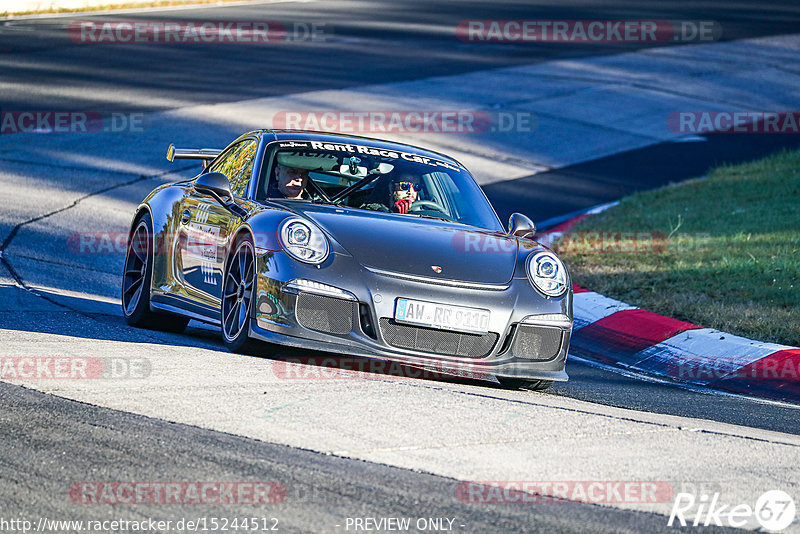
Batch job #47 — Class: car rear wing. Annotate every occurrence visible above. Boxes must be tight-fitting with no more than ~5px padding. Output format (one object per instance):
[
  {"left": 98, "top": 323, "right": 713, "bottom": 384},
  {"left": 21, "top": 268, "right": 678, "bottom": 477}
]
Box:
[{"left": 166, "top": 144, "right": 221, "bottom": 163}]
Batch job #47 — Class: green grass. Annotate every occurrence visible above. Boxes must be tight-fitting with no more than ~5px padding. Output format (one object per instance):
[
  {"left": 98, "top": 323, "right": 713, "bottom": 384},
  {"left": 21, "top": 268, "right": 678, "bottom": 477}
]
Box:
[{"left": 559, "top": 149, "right": 800, "bottom": 346}]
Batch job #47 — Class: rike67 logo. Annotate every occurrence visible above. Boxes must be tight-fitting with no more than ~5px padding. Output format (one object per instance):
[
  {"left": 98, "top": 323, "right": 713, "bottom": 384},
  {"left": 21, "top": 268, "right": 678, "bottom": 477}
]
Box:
[{"left": 669, "top": 490, "right": 796, "bottom": 531}]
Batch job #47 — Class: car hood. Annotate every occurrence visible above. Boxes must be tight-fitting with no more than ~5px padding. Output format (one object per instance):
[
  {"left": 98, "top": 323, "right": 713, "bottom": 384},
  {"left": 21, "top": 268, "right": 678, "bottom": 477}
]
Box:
[{"left": 280, "top": 203, "right": 517, "bottom": 285}]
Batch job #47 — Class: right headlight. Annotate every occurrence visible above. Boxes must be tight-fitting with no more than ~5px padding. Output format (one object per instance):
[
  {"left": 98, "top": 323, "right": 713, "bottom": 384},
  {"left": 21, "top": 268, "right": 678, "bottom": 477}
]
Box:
[
  {"left": 527, "top": 251, "right": 568, "bottom": 297},
  {"left": 278, "top": 217, "right": 329, "bottom": 264}
]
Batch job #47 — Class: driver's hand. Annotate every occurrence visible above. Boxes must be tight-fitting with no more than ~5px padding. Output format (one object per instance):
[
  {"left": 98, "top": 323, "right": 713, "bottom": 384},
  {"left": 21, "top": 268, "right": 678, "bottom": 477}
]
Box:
[{"left": 392, "top": 199, "right": 412, "bottom": 214}]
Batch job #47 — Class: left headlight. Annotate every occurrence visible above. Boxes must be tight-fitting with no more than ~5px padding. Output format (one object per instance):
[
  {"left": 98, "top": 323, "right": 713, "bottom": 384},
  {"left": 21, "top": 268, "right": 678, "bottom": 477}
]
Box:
[
  {"left": 527, "top": 251, "right": 569, "bottom": 297},
  {"left": 279, "top": 217, "right": 329, "bottom": 264}
]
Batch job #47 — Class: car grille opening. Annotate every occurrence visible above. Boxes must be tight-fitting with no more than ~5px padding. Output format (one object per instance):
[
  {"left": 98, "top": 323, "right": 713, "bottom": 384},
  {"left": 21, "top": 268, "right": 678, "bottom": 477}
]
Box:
[
  {"left": 509, "top": 325, "right": 563, "bottom": 361},
  {"left": 379, "top": 318, "right": 498, "bottom": 359},
  {"left": 497, "top": 325, "right": 516, "bottom": 354},
  {"left": 359, "top": 303, "right": 377, "bottom": 339},
  {"left": 295, "top": 293, "right": 354, "bottom": 335}
]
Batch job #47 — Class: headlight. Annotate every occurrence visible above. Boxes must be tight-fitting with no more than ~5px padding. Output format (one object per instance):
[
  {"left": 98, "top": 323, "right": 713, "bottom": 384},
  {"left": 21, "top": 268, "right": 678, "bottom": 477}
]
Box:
[
  {"left": 279, "top": 217, "right": 329, "bottom": 264},
  {"left": 527, "top": 251, "right": 568, "bottom": 297}
]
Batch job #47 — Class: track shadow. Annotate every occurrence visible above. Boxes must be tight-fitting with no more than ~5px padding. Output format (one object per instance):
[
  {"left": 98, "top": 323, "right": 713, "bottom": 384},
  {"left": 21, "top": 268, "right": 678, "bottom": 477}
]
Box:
[
  {"left": 0, "top": 283, "right": 513, "bottom": 390},
  {"left": 0, "top": 283, "right": 223, "bottom": 349}
]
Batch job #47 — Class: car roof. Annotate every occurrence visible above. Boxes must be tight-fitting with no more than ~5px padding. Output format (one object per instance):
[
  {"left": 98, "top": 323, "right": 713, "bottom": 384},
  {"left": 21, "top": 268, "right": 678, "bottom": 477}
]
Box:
[{"left": 255, "top": 129, "right": 466, "bottom": 170}]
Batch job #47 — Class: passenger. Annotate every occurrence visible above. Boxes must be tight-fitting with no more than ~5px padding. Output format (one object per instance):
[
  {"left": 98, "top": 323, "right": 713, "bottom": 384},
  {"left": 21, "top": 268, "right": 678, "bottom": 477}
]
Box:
[{"left": 389, "top": 175, "right": 421, "bottom": 214}]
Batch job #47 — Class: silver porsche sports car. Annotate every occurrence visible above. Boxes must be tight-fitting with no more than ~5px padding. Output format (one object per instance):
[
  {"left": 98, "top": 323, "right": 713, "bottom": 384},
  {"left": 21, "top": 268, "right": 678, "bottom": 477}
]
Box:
[{"left": 122, "top": 130, "right": 573, "bottom": 390}]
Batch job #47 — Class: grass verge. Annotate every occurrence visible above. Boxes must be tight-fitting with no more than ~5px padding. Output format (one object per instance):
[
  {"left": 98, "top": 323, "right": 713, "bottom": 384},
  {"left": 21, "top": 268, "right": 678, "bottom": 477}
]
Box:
[{"left": 557, "top": 148, "right": 800, "bottom": 346}]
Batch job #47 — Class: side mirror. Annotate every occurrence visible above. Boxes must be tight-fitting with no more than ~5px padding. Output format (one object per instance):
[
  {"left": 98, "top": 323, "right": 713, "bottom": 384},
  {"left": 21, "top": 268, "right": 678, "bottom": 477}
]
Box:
[
  {"left": 194, "top": 172, "right": 232, "bottom": 201},
  {"left": 508, "top": 213, "right": 536, "bottom": 238}
]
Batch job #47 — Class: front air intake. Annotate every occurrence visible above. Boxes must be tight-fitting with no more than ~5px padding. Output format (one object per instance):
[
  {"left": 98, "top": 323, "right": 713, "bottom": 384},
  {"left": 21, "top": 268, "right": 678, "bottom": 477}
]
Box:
[
  {"left": 509, "top": 325, "right": 563, "bottom": 361},
  {"left": 295, "top": 293, "right": 354, "bottom": 335},
  {"left": 379, "top": 318, "right": 498, "bottom": 358}
]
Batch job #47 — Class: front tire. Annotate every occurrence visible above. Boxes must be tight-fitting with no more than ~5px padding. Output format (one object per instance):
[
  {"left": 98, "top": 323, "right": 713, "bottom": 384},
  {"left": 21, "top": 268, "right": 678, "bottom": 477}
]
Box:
[
  {"left": 221, "top": 234, "right": 258, "bottom": 353},
  {"left": 121, "top": 213, "right": 189, "bottom": 333}
]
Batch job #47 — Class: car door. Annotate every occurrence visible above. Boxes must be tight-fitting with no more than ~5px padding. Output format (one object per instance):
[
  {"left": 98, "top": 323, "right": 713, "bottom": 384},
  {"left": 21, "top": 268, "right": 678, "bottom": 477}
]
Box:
[{"left": 179, "top": 138, "right": 258, "bottom": 313}]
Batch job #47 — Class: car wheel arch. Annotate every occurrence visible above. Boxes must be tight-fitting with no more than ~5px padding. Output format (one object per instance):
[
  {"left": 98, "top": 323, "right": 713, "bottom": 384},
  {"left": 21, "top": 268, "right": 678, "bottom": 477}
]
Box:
[
  {"left": 128, "top": 204, "right": 153, "bottom": 235},
  {"left": 221, "top": 226, "right": 260, "bottom": 351},
  {"left": 224, "top": 225, "right": 259, "bottom": 306}
]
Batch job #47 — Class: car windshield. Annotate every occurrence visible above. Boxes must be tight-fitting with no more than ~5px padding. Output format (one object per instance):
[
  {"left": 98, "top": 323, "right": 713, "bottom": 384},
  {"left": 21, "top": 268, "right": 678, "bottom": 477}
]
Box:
[{"left": 258, "top": 142, "right": 503, "bottom": 231}]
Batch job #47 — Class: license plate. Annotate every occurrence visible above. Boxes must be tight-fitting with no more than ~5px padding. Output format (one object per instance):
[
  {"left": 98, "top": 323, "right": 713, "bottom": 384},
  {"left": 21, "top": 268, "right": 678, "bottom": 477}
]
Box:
[{"left": 394, "top": 298, "right": 491, "bottom": 335}]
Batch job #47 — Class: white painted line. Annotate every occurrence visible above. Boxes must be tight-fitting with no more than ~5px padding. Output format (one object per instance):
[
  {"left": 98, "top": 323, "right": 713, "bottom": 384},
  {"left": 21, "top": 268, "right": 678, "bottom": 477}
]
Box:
[
  {"left": 585, "top": 200, "right": 619, "bottom": 215},
  {"left": 535, "top": 201, "right": 617, "bottom": 231},
  {"left": 568, "top": 354, "right": 800, "bottom": 410}
]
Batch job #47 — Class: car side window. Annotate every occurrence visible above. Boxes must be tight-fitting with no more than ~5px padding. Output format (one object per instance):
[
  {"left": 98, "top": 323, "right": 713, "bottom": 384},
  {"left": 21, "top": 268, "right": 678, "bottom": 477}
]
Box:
[{"left": 209, "top": 139, "right": 258, "bottom": 198}]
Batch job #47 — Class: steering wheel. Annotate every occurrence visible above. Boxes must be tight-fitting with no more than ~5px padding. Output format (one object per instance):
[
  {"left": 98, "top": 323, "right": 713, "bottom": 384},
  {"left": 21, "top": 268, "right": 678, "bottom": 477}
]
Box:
[{"left": 410, "top": 200, "right": 446, "bottom": 213}]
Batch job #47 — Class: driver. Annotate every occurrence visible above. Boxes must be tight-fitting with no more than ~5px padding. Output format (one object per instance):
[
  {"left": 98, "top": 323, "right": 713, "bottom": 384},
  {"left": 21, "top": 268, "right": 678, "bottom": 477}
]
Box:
[
  {"left": 390, "top": 174, "right": 421, "bottom": 214},
  {"left": 273, "top": 163, "right": 309, "bottom": 199}
]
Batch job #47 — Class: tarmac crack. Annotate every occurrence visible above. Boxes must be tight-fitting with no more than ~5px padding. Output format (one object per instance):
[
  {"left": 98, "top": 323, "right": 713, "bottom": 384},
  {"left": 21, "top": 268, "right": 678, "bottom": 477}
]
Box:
[
  {"left": 0, "top": 163, "right": 194, "bottom": 323},
  {"left": 7, "top": 252, "right": 118, "bottom": 276}
]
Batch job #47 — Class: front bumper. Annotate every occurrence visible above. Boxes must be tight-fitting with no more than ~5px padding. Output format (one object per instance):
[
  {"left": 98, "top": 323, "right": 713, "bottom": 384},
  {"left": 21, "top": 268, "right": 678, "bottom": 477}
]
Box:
[{"left": 251, "top": 250, "right": 572, "bottom": 382}]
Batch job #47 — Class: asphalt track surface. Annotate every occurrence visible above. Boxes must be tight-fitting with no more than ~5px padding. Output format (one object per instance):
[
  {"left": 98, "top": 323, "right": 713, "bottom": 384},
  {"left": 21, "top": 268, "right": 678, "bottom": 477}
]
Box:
[
  {"left": 1, "top": 0, "right": 800, "bottom": 112},
  {"left": 1, "top": 381, "right": 739, "bottom": 534},
  {"left": 1, "top": 1, "right": 800, "bottom": 532}
]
